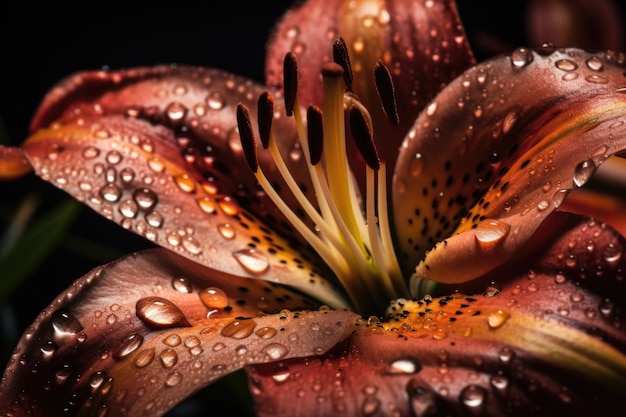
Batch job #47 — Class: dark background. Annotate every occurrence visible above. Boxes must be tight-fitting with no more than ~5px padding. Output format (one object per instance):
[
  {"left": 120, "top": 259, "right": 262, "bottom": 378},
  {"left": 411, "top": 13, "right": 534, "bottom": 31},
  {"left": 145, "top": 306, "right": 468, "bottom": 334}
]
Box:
[{"left": 0, "top": 1, "right": 624, "bottom": 415}]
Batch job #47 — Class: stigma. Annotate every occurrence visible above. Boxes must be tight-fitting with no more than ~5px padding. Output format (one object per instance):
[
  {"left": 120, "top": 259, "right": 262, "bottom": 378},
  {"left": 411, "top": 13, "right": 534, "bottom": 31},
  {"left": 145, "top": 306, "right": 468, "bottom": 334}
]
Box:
[{"left": 236, "top": 39, "right": 409, "bottom": 314}]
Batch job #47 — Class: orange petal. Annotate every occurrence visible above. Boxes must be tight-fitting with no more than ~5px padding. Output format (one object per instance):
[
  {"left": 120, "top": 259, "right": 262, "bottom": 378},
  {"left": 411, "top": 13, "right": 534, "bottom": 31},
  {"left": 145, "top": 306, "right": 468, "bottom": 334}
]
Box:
[
  {"left": 392, "top": 47, "right": 626, "bottom": 283},
  {"left": 23, "top": 65, "right": 349, "bottom": 308},
  {"left": 0, "top": 248, "right": 358, "bottom": 416},
  {"left": 0, "top": 145, "right": 32, "bottom": 180}
]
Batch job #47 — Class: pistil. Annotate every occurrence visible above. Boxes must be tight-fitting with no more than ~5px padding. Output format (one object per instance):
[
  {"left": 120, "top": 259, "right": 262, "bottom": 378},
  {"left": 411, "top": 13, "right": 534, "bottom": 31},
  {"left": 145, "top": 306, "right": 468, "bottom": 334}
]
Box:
[{"left": 236, "top": 42, "right": 410, "bottom": 314}]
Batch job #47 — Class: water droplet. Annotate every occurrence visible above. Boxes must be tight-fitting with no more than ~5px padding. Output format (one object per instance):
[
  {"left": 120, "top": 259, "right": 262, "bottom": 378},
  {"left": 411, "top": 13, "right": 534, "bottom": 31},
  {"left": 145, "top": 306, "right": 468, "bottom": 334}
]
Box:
[
  {"left": 82, "top": 146, "right": 100, "bottom": 159},
  {"left": 585, "top": 74, "right": 609, "bottom": 84},
  {"left": 133, "top": 188, "right": 158, "bottom": 211},
  {"left": 106, "top": 150, "right": 122, "bottom": 165},
  {"left": 145, "top": 210, "right": 164, "bottom": 228},
  {"left": 555, "top": 59, "right": 578, "bottom": 71},
  {"left": 387, "top": 358, "right": 421, "bottom": 374},
  {"left": 174, "top": 174, "right": 196, "bottom": 193},
  {"left": 113, "top": 334, "right": 144, "bottom": 359},
  {"left": 498, "top": 346, "right": 515, "bottom": 363},
  {"left": 120, "top": 167, "right": 136, "bottom": 184},
  {"left": 361, "top": 397, "right": 381, "bottom": 416},
  {"left": 182, "top": 236, "right": 202, "bottom": 254},
  {"left": 217, "top": 223, "right": 236, "bottom": 239},
  {"left": 218, "top": 197, "right": 239, "bottom": 216},
  {"left": 118, "top": 199, "right": 138, "bottom": 218},
  {"left": 136, "top": 297, "right": 191, "bottom": 328},
  {"left": 99, "top": 183, "right": 122, "bottom": 202},
  {"left": 263, "top": 343, "right": 289, "bottom": 360},
  {"left": 166, "top": 102, "right": 187, "bottom": 122},
  {"left": 135, "top": 348, "right": 156, "bottom": 368},
  {"left": 199, "top": 287, "right": 229, "bottom": 309},
  {"left": 409, "top": 153, "right": 424, "bottom": 176},
  {"left": 511, "top": 47, "right": 533, "bottom": 68},
  {"left": 460, "top": 384, "right": 487, "bottom": 408},
  {"left": 536, "top": 200, "right": 549, "bottom": 211},
  {"left": 163, "top": 334, "right": 182, "bottom": 347},
  {"left": 40, "top": 340, "right": 58, "bottom": 358},
  {"left": 207, "top": 92, "right": 226, "bottom": 110},
  {"left": 220, "top": 319, "right": 257, "bottom": 339},
  {"left": 197, "top": 196, "right": 217, "bottom": 214},
  {"left": 159, "top": 348, "right": 178, "bottom": 368},
  {"left": 172, "top": 277, "right": 193, "bottom": 293},
  {"left": 586, "top": 56, "right": 604, "bottom": 71},
  {"left": 232, "top": 249, "right": 270, "bottom": 274},
  {"left": 255, "top": 326, "right": 278, "bottom": 339},
  {"left": 148, "top": 157, "right": 165, "bottom": 173},
  {"left": 475, "top": 219, "right": 510, "bottom": 245},
  {"left": 426, "top": 102, "right": 438, "bottom": 116},
  {"left": 271, "top": 363, "right": 290, "bottom": 383},
  {"left": 603, "top": 244, "right": 622, "bottom": 265},
  {"left": 490, "top": 375, "right": 509, "bottom": 393},
  {"left": 51, "top": 310, "right": 84, "bottom": 335},
  {"left": 487, "top": 310, "right": 510, "bottom": 329},
  {"left": 164, "top": 371, "right": 183, "bottom": 387},
  {"left": 573, "top": 159, "right": 596, "bottom": 187}
]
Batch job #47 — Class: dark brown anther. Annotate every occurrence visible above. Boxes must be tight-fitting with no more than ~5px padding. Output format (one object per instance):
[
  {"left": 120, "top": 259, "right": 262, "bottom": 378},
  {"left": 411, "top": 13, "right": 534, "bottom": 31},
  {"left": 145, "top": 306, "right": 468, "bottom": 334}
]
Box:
[
  {"left": 306, "top": 106, "right": 324, "bottom": 165},
  {"left": 348, "top": 106, "right": 381, "bottom": 171},
  {"left": 257, "top": 91, "right": 274, "bottom": 149},
  {"left": 333, "top": 37, "right": 353, "bottom": 92},
  {"left": 236, "top": 104, "right": 259, "bottom": 173},
  {"left": 374, "top": 60, "right": 400, "bottom": 126},
  {"left": 283, "top": 52, "right": 299, "bottom": 117}
]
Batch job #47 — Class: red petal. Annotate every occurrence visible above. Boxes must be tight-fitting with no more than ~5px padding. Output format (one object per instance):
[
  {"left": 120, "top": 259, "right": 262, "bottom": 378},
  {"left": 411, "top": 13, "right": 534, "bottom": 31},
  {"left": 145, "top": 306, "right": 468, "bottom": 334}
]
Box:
[
  {"left": 266, "top": 0, "right": 475, "bottom": 175},
  {"left": 0, "top": 248, "right": 358, "bottom": 416},
  {"left": 22, "top": 66, "right": 349, "bottom": 308},
  {"left": 0, "top": 145, "right": 32, "bottom": 180},
  {"left": 249, "top": 214, "right": 626, "bottom": 416},
  {"left": 393, "top": 47, "right": 626, "bottom": 283}
]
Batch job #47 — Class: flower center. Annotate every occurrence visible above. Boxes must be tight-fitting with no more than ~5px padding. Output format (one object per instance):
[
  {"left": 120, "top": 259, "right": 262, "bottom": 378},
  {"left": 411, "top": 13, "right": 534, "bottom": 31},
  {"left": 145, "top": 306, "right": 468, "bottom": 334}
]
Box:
[{"left": 237, "top": 39, "right": 410, "bottom": 314}]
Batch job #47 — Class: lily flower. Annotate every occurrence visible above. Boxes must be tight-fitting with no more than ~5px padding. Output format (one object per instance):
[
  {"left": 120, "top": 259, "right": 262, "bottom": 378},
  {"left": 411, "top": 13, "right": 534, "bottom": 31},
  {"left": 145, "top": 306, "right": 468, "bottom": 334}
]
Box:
[{"left": 2, "top": 0, "right": 626, "bottom": 416}]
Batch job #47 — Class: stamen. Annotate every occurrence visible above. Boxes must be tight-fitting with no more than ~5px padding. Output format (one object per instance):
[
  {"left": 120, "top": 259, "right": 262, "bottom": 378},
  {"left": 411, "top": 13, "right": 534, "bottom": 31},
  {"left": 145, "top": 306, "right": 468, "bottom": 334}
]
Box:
[
  {"left": 332, "top": 37, "right": 353, "bottom": 92},
  {"left": 306, "top": 106, "right": 324, "bottom": 165},
  {"left": 236, "top": 104, "right": 259, "bottom": 173},
  {"left": 283, "top": 52, "right": 298, "bottom": 117},
  {"left": 348, "top": 106, "right": 381, "bottom": 171},
  {"left": 257, "top": 91, "right": 273, "bottom": 148},
  {"left": 374, "top": 60, "right": 400, "bottom": 126}
]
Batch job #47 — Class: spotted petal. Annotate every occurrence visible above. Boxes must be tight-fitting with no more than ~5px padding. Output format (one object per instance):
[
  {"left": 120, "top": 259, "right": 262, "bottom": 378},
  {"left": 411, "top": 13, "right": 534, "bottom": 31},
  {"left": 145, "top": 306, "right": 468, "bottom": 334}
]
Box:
[
  {"left": 0, "top": 248, "right": 358, "bottom": 416},
  {"left": 22, "top": 65, "right": 349, "bottom": 308},
  {"left": 266, "top": 0, "right": 475, "bottom": 174},
  {"left": 393, "top": 47, "right": 626, "bottom": 284},
  {"left": 248, "top": 213, "right": 626, "bottom": 417}
]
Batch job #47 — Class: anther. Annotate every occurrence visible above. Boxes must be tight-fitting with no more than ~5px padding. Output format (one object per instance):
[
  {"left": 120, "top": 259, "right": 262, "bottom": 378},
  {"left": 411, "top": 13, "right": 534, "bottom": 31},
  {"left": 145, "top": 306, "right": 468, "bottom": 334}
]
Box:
[
  {"left": 257, "top": 91, "right": 274, "bottom": 149},
  {"left": 333, "top": 37, "right": 353, "bottom": 92},
  {"left": 348, "top": 106, "right": 381, "bottom": 170},
  {"left": 236, "top": 104, "right": 259, "bottom": 173},
  {"left": 306, "top": 106, "right": 324, "bottom": 165},
  {"left": 374, "top": 60, "right": 400, "bottom": 126},
  {"left": 283, "top": 52, "right": 299, "bottom": 117},
  {"left": 321, "top": 62, "right": 345, "bottom": 79}
]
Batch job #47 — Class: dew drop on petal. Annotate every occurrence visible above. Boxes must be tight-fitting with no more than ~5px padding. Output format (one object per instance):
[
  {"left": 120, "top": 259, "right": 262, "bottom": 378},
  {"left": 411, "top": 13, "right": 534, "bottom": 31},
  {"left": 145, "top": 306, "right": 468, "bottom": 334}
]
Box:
[
  {"left": 487, "top": 310, "right": 510, "bottom": 329},
  {"left": 159, "top": 348, "right": 178, "bottom": 368},
  {"left": 263, "top": 343, "right": 290, "bottom": 360},
  {"left": 51, "top": 310, "right": 84, "bottom": 335},
  {"left": 172, "top": 277, "right": 193, "bottom": 293},
  {"left": 182, "top": 236, "right": 203, "bottom": 255},
  {"left": 197, "top": 196, "right": 217, "bottom": 214},
  {"left": 460, "top": 384, "right": 487, "bottom": 408},
  {"left": 113, "top": 334, "right": 144, "bottom": 359},
  {"left": 199, "top": 287, "right": 229, "bottom": 309},
  {"left": 555, "top": 59, "right": 578, "bottom": 71},
  {"left": 166, "top": 102, "right": 188, "bottom": 122},
  {"left": 136, "top": 296, "right": 191, "bottom": 328},
  {"left": 475, "top": 219, "right": 510, "bottom": 245},
  {"left": 232, "top": 249, "right": 270, "bottom": 274},
  {"left": 573, "top": 159, "right": 596, "bottom": 187},
  {"left": 387, "top": 358, "right": 421, "bottom": 374},
  {"left": 217, "top": 223, "right": 236, "bottom": 239},
  {"left": 174, "top": 174, "right": 196, "bottom": 193},
  {"left": 220, "top": 319, "right": 257, "bottom": 339},
  {"left": 133, "top": 188, "right": 158, "bottom": 211},
  {"left": 510, "top": 47, "right": 533, "bottom": 68},
  {"left": 255, "top": 326, "right": 278, "bottom": 339},
  {"left": 135, "top": 348, "right": 156, "bottom": 368},
  {"left": 164, "top": 371, "right": 183, "bottom": 387},
  {"left": 271, "top": 363, "right": 291, "bottom": 383}
]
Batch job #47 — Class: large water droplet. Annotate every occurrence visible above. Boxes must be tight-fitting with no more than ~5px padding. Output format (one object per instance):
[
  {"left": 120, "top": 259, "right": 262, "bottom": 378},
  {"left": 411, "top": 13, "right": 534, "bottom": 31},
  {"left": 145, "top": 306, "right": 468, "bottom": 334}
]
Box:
[
  {"left": 460, "top": 384, "right": 487, "bottom": 408},
  {"left": 133, "top": 188, "right": 158, "bottom": 211},
  {"left": 511, "top": 47, "right": 533, "bottom": 68},
  {"left": 199, "top": 287, "right": 229, "bottom": 309},
  {"left": 207, "top": 92, "right": 226, "bottom": 110},
  {"left": 555, "top": 59, "right": 578, "bottom": 71},
  {"left": 263, "top": 343, "right": 290, "bottom": 360},
  {"left": 217, "top": 223, "right": 236, "bottom": 239},
  {"left": 113, "top": 334, "right": 144, "bottom": 359},
  {"left": 232, "top": 249, "right": 270, "bottom": 274},
  {"left": 197, "top": 196, "right": 217, "bottom": 214},
  {"left": 99, "top": 183, "right": 122, "bottom": 202},
  {"left": 487, "top": 309, "right": 510, "bottom": 329},
  {"left": 166, "top": 102, "right": 188, "bottom": 122},
  {"left": 174, "top": 174, "right": 196, "bottom": 193},
  {"left": 159, "top": 348, "right": 178, "bottom": 368},
  {"left": 475, "top": 219, "right": 510, "bottom": 246},
  {"left": 220, "top": 319, "right": 257, "bottom": 339},
  {"left": 387, "top": 358, "right": 421, "bottom": 374},
  {"left": 136, "top": 297, "right": 191, "bottom": 328},
  {"left": 573, "top": 159, "right": 596, "bottom": 187},
  {"left": 135, "top": 348, "right": 156, "bottom": 368},
  {"left": 172, "top": 277, "right": 193, "bottom": 293},
  {"left": 182, "top": 236, "right": 203, "bottom": 255},
  {"left": 118, "top": 199, "right": 138, "bottom": 218},
  {"left": 271, "top": 363, "right": 291, "bottom": 383},
  {"left": 51, "top": 310, "right": 84, "bottom": 335},
  {"left": 164, "top": 371, "right": 183, "bottom": 387},
  {"left": 255, "top": 326, "right": 278, "bottom": 339}
]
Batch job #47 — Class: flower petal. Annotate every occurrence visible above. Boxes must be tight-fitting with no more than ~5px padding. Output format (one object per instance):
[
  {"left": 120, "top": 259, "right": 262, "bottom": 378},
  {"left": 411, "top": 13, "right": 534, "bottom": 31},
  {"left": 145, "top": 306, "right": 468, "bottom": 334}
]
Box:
[
  {"left": 266, "top": 0, "right": 475, "bottom": 171},
  {"left": 0, "top": 145, "right": 32, "bottom": 180},
  {"left": 248, "top": 214, "right": 626, "bottom": 416},
  {"left": 22, "top": 65, "right": 349, "bottom": 308},
  {"left": 393, "top": 47, "right": 626, "bottom": 283},
  {"left": 0, "top": 248, "right": 358, "bottom": 416}
]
